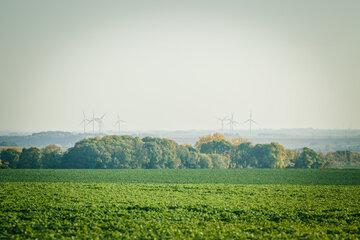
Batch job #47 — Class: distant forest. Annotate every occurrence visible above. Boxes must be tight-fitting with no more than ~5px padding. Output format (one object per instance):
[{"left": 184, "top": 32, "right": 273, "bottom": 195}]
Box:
[
  {"left": 0, "top": 132, "right": 86, "bottom": 148},
  {"left": 1, "top": 134, "right": 359, "bottom": 169}
]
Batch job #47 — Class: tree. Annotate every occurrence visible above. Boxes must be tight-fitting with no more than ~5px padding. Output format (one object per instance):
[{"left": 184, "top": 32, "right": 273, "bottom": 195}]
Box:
[
  {"left": 62, "top": 138, "right": 103, "bottom": 168},
  {"left": 61, "top": 136, "right": 181, "bottom": 169},
  {"left": 284, "top": 149, "right": 300, "bottom": 168},
  {"left": 0, "top": 148, "right": 21, "bottom": 168},
  {"left": 198, "top": 140, "right": 233, "bottom": 155},
  {"left": 251, "top": 143, "right": 286, "bottom": 168},
  {"left": 228, "top": 137, "right": 248, "bottom": 146},
  {"left": 294, "top": 147, "right": 323, "bottom": 168},
  {"left": 111, "top": 136, "right": 146, "bottom": 168},
  {"left": 195, "top": 133, "right": 226, "bottom": 149},
  {"left": 209, "top": 154, "right": 230, "bottom": 168},
  {"left": 41, "top": 145, "right": 63, "bottom": 168},
  {"left": 270, "top": 143, "right": 287, "bottom": 168},
  {"left": 323, "top": 150, "right": 360, "bottom": 168},
  {"left": 230, "top": 142, "right": 254, "bottom": 168},
  {"left": 198, "top": 154, "right": 213, "bottom": 169},
  {"left": 143, "top": 137, "right": 180, "bottom": 169},
  {"left": 177, "top": 145, "right": 198, "bottom": 169},
  {"left": 18, "top": 147, "right": 42, "bottom": 168}
]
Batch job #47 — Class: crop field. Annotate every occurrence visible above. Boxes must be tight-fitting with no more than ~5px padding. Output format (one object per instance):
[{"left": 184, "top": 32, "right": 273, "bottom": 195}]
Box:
[
  {"left": 0, "top": 169, "right": 359, "bottom": 239},
  {"left": 1, "top": 169, "right": 360, "bottom": 184}
]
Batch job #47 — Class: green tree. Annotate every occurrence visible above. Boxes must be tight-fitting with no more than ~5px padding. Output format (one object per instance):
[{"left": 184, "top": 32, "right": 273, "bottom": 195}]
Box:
[
  {"left": 285, "top": 149, "right": 300, "bottom": 168},
  {"left": 209, "top": 154, "right": 230, "bottom": 168},
  {"left": 251, "top": 143, "right": 287, "bottom": 168},
  {"left": 143, "top": 137, "right": 180, "bottom": 169},
  {"left": 195, "top": 133, "right": 226, "bottom": 149},
  {"left": 198, "top": 154, "right": 213, "bottom": 169},
  {"left": 41, "top": 145, "right": 63, "bottom": 168},
  {"left": 177, "top": 145, "right": 199, "bottom": 169},
  {"left": 0, "top": 148, "right": 21, "bottom": 168},
  {"left": 18, "top": 147, "right": 42, "bottom": 168},
  {"left": 110, "top": 136, "right": 146, "bottom": 168},
  {"left": 294, "top": 147, "right": 323, "bottom": 168},
  {"left": 198, "top": 139, "right": 233, "bottom": 155},
  {"left": 62, "top": 138, "right": 103, "bottom": 168},
  {"left": 230, "top": 142, "right": 253, "bottom": 168},
  {"left": 323, "top": 150, "right": 360, "bottom": 168}
]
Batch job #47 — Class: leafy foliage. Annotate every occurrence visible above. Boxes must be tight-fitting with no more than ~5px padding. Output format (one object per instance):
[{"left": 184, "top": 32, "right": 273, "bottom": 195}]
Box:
[
  {"left": 294, "top": 147, "right": 323, "bottom": 168},
  {"left": 18, "top": 147, "right": 42, "bottom": 169},
  {"left": 0, "top": 148, "right": 21, "bottom": 168},
  {"left": 1, "top": 134, "right": 358, "bottom": 169},
  {"left": 41, "top": 145, "right": 63, "bottom": 168},
  {"left": 198, "top": 139, "right": 233, "bottom": 155},
  {"left": 0, "top": 172, "right": 359, "bottom": 239}
]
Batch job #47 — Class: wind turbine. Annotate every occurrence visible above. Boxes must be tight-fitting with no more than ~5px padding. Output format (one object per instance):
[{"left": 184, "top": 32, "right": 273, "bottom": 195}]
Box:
[
  {"left": 227, "top": 113, "right": 239, "bottom": 133},
  {"left": 79, "top": 111, "right": 88, "bottom": 134},
  {"left": 87, "top": 111, "right": 96, "bottom": 134},
  {"left": 114, "top": 114, "right": 126, "bottom": 135},
  {"left": 243, "top": 110, "right": 259, "bottom": 137},
  {"left": 216, "top": 116, "right": 228, "bottom": 132},
  {"left": 95, "top": 114, "right": 105, "bottom": 134}
]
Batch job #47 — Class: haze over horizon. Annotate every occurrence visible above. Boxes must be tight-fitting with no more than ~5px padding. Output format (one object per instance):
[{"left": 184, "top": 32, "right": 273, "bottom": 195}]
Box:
[{"left": 1, "top": 0, "right": 359, "bottom": 132}]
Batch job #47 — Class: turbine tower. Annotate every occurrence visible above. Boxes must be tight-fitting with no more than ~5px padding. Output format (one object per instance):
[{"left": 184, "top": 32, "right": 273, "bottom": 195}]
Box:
[
  {"left": 227, "top": 113, "right": 239, "bottom": 133},
  {"left": 87, "top": 111, "right": 96, "bottom": 134},
  {"left": 243, "top": 110, "right": 258, "bottom": 137},
  {"left": 79, "top": 111, "right": 88, "bottom": 134},
  {"left": 216, "top": 116, "right": 228, "bottom": 132},
  {"left": 114, "top": 114, "right": 126, "bottom": 135},
  {"left": 95, "top": 114, "right": 105, "bottom": 134}
]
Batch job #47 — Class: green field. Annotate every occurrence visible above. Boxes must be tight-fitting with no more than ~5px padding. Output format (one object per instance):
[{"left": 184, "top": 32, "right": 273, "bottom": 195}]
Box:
[
  {"left": 1, "top": 169, "right": 360, "bottom": 184},
  {"left": 0, "top": 169, "right": 359, "bottom": 239}
]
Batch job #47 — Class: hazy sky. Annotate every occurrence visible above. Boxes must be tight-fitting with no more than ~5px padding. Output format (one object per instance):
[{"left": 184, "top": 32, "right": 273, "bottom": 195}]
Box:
[{"left": 1, "top": 0, "right": 359, "bottom": 132}]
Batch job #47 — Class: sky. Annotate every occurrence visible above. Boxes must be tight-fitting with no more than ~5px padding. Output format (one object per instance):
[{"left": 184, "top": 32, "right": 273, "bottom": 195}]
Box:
[{"left": 0, "top": 0, "right": 359, "bottom": 132}]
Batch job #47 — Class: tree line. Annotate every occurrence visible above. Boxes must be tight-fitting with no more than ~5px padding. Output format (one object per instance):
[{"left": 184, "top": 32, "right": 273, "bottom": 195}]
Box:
[{"left": 1, "top": 134, "right": 359, "bottom": 169}]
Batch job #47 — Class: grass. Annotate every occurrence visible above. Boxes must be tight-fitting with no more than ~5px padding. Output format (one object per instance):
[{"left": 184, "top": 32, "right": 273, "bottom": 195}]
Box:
[{"left": 0, "top": 169, "right": 359, "bottom": 239}]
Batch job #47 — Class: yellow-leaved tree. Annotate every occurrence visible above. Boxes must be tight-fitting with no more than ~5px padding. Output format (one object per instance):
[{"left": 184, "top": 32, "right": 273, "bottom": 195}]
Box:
[{"left": 195, "top": 133, "right": 226, "bottom": 149}]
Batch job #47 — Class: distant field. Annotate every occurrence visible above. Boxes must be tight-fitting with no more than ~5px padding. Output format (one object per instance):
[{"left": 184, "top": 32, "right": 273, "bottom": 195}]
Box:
[
  {"left": 0, "top": 169, "right": 359, "bottom": 239},
  {"left": 1, "top": 169, "right": 360, "bottom": 184},
  {"left": 0, "top": 146, "right": 21, "bottom": 151}
]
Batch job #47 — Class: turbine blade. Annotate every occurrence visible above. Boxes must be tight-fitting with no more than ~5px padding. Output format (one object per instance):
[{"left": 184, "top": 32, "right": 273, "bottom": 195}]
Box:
[{"left": 251, "top": 120, "right": 259, "bottom": 125}]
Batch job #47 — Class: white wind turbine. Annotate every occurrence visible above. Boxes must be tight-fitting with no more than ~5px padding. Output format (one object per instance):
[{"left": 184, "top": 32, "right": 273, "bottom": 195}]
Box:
[
  {"left": 87, "top": 111, "right": 96, "bottom": 134},
  {"left": 95, "top": 114, "right": 106, "bottom": 134},
  {"left": 216, "top": 116, "right": 229, "bottom": 132},
  {"left": 114, "top": 114, "right": 126, "bottom": 135},
  {"left": 227, "top": 113, "right": 239, "bottom": 133},
  {"left": 243, "top": 110, "right": 259, "bottom": 137},
  {"left": 79, "top": 111, "right": 89, "bottom": 134}
]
